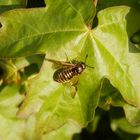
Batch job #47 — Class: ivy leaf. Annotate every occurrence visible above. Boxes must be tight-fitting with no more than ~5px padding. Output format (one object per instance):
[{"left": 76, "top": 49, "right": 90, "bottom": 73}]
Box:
[
  {"left": 0, "top": 1, "right": 139, "bottom": 107},
  {"left": 98, "top": 79, "right": 140, "bottom": 126},
  {"left": 110, "top": 107, "right": 140, "bottom": 139},
  {"left": 0, "top": 0, "right": 26, "bottom": 5},
  {"left": 63, "top": 0, "right": 96, "bottom": 25},
  {"left": 99, "top": 78, "right": 126, "bottom": 110},
  {"left": 111, "top": 117, "right": 140, "bottom": 139},
  {"left": 41, "top": 121, "right": 81, "bottom": 140},
  {"left": 0, "top": 60, "right": 20, "bottom": 84},
  {"left": 0, "top": 0, "right": 27, "bottom": 13},
  {"left": 123, "top": 104, "right": 140, "bottom": 125},
  {"left": 93, "top": 6, "right": 140, "bottom": 107},
  {"left": 0, "top": 0, "right": 140, "bottom": 138},
  {"left": 0, "top": 84, "right": 24, "bottom": 107},
  {"left": 97, "top": 0, "right": 140, "bottom": 11},
  {"left": 13, "top": 54, "right": 44, "bottom": 70},
  {"left": 0, "top": 0, "right": 92, "bottom": 57},
  {"left": 0, "top": 84, "right": 25, "bottom": 140},
  {"left": 17, "top": 60, "right": 100, "bottom": 137}
]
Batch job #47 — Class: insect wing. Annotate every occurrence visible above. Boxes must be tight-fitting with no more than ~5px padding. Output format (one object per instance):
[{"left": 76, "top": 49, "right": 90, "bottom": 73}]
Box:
[{"left": 46, "top": 58, "right": 76, "bottom": 69}]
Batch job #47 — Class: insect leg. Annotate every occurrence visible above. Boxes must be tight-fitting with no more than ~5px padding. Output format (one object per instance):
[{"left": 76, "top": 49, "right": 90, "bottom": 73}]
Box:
[
  {"left": 71, "top": 86, "right": 77, "bottom": 98},
  {"left": 70, "top": 76, "right": 79, "bottom": 98}
]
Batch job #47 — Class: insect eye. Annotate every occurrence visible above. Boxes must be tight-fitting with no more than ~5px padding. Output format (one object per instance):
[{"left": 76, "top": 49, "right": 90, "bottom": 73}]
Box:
[{"left": 78, "top": 67, "right": 82, "bottom": 73}]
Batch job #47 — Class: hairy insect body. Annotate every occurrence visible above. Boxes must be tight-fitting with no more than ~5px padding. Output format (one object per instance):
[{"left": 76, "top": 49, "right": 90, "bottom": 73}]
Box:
[
  {"left": 46, "top": 55, "right": 94, "bottom": 84},
  {"left": 53, "top": 63, "right": 86, "bottom": 83}
]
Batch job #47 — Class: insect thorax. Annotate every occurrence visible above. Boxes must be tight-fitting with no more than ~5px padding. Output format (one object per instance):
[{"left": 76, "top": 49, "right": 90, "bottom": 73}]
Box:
[{"left": 74, "top": 63, "right": 86, "bottom": 74}]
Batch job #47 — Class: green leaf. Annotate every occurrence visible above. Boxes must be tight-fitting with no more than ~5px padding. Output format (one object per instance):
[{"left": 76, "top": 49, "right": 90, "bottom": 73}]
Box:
[
  {"left": 99, "top": 78, "right": 126, "bottom": 110},
  {"left": 98, "top": 79, "right": 140, "bottom": 126},
  {"left": 0, "top": 0, "right": 88, "bottom": 57},
  {"left": 0, "top": 0, "right": 140, "bottom": 138},
  {"left": 110, "top": 107, "right": 140, "bottom": 140},
  {"left": 0, "top": 84, "right": 24, "bottom": 107},
  {"left": 62, "top": 0, "right": 96, "bottom": 25},
  {"left": 111, "top": 118, "right": 140, "bottom": 140},
  {"left": 0, "top": 84, "right": 26, "bottom": 140},
  {"left": 0, "top": 60, "right": 20, "bottom": 84},
  {"left": 0, "top": 115, "right": 25, "bottom": 140},
  {"left": 13, "top": 54, "right": 44, "bottom": 70},
  {"left": 97, "top": 0, "right": 140, "bottom": 11},
  {"left": 123, "top": 104, "right": 140, "bottom": 125},
  {"left": 93, "top": 6, "right": 140, "bottom": 107},
  {"left": 0, "top": 0, "right": 27, "bottom": 5},
  {"left": 0, "top": 0, "right": 27, "bottom": 13},
  {"left": 0, "top": 1, "right": 140, "bottom": 107},
  {"left": 41, "top": 121, "right": 81, "bottom": 140},
  {"left": 17, "top": 60, "right": 100, "bottom": 137}
]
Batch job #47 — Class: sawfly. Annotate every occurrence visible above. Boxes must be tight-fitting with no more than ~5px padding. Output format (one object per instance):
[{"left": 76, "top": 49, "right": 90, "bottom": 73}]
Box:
[{"left": 46, "top": 55, "right": 94, "bottom": 83}]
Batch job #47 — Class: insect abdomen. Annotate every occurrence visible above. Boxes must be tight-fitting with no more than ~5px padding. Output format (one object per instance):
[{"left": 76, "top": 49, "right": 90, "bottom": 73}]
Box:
[{"left": 53, "top": 68, "right": 75, "bottom": 83}]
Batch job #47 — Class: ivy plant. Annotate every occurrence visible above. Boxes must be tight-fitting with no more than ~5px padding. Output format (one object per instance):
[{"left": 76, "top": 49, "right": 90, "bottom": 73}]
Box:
[{"left": 0, "top": 0, "right": 140, "bottom": 140}]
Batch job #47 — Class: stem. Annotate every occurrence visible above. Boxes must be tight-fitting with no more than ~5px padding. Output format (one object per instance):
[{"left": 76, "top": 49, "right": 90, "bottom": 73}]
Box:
[{"left": 93, "top": 0, "right": 98, "bottom": 7}]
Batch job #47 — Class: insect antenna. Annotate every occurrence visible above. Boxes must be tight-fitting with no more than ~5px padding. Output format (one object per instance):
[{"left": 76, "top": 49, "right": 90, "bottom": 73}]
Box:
[
  {"left": 86, "top": 65, "right": 94, "bottom": 68},
  {"left": 84, "top": 54, "right": 88, "bottom": 64},
  {"left": 84, "top": 54, "right": 94, "bottom": 69}
]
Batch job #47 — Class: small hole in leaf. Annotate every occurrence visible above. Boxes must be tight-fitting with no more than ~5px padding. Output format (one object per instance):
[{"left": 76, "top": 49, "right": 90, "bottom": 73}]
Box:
[
  {"left": 0, "top": 23, "right": 2, "bottom": 28},
  {"left": 0, "top": 67, "right": 4, "bottom": 78},
  {"left": 27, "top": 0, "right": 46, "bottom": 8},
  {"left": 92, "top": 16, "right": 98, "bottom": 29},
  {"left": 24, "top": 63, "right": 39, "bottom": 77}
]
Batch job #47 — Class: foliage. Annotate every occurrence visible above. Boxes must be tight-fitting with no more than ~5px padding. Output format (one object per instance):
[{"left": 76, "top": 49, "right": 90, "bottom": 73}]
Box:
[{"left": 0, "top": 0, "right": 140, "bottom": 139}]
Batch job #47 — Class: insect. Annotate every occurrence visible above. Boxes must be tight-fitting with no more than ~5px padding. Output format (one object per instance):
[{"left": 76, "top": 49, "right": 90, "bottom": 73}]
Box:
[{"left": 46, "top": 55, "right": 94, "bottom": 83}]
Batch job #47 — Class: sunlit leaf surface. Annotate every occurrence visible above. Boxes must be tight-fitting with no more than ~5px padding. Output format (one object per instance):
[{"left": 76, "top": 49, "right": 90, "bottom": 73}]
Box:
[{"left": 0, "top": 0, "right": 140, "bottom": 139}]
